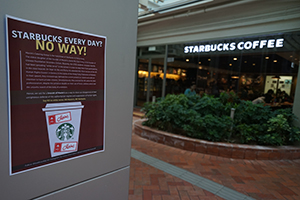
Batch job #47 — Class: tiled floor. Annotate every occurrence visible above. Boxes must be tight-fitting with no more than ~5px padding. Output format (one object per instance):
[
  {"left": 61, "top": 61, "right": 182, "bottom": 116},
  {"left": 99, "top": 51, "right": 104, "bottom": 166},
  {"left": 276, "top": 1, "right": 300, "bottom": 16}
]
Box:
[{"left": 130, "top": 115, "right": 300, "bottom": 200}]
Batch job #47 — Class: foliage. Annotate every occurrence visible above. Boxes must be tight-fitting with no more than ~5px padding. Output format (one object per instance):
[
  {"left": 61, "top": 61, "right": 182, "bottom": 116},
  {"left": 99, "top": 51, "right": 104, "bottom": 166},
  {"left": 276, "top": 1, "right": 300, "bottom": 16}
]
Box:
[
  {"left": 182, "top": 114, "right": 232, "bottom": 142},
  {"left": 141, "top": 94, "right": 300, "bottom": 146},
  {"left": 234, "top": 100, "right": 272, "bottom": 125},
  {"left": 220, "top": 91, "right": 241, "bottom": 106}
]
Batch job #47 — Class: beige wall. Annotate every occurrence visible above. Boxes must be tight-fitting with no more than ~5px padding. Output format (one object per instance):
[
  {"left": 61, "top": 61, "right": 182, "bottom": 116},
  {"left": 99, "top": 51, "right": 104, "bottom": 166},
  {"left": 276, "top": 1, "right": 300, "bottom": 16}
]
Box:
[{"left": 0, "top": 0, "right": 138, "bottom": 199}]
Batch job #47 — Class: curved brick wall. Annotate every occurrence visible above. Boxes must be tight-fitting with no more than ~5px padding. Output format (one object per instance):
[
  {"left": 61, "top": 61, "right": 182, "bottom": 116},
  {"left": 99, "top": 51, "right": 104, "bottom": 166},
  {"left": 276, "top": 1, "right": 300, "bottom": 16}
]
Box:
[{"left": 134, "top": 120, "right": 300, "bottom": 160}]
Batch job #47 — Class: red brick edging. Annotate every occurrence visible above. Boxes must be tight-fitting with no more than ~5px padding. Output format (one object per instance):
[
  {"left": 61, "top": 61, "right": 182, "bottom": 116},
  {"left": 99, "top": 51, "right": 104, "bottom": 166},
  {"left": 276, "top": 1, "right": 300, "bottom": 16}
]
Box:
[{"left": 134, "top": 120, "right": 300, "bottom": 160}]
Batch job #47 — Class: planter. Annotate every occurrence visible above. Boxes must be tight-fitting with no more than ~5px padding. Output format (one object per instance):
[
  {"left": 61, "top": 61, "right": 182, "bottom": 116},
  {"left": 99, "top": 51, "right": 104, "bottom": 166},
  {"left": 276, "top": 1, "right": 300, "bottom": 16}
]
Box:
[{"left": 134, "top": 120, "right": 300, "bottom": 160}]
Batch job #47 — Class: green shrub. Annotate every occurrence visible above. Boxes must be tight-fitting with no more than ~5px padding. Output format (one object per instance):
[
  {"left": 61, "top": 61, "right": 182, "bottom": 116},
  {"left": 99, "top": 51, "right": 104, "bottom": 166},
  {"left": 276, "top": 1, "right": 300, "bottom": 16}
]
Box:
[
  {"left": 192, "top": 95, "right": 226, "bottom": 116},
  {"left": 235, "top": 124, "right": 266, "bottom": 144},
  {"left": 142, "top": 94, "right": 198, "bottom": 133},
  {"left": 272, "top": 108, "right": 297, "bottom": 124},
  {"left": 141, "top": 94, "right": 300, "bottom": 146},
  {"left": 233, "top": 100, "right": 272, "bottom": 125},
  {"left": 220, "top": 91, "right": 241, "bottom": 106},
  {"left": 183, "top": 114, "right": 232, "bottom": 142},
  {"left": 266, "top": 114, "right": 300, "bottom": 145}
]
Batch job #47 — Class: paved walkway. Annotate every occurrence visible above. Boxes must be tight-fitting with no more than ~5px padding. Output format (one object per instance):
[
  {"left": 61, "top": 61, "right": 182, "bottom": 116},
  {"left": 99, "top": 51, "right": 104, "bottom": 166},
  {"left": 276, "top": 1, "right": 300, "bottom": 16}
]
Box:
[{"left": 129, "top": 115, "right": 300, "bottom": 200}]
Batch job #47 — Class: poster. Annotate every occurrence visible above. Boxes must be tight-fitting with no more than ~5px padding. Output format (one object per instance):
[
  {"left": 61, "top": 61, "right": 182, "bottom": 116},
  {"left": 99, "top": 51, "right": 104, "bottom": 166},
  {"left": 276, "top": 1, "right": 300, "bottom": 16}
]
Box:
[{"left": 6, "top": 16, "right": 106, "bottom": 175}]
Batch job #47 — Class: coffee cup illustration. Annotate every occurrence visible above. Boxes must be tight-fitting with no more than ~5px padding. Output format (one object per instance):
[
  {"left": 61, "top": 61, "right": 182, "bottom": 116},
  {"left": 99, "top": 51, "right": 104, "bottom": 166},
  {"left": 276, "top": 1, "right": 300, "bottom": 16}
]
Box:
[{"left": 42, "top": 102, "right": 84, "bottom": 157}]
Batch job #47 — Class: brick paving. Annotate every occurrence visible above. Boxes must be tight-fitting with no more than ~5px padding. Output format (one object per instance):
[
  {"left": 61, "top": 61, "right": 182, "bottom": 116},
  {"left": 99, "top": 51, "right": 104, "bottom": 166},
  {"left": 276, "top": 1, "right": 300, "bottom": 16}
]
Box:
[
  {"left": 129, "top": 158, "right": 224, "bottom": 200},
  {"left": 130, "top": 116, "right": 300, "bottom": 200}
]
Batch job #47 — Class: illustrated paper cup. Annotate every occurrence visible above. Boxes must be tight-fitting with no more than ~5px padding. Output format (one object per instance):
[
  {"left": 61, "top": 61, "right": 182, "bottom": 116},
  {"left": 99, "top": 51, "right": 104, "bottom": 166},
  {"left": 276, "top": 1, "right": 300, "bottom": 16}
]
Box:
[{"left": 42, "top": 102, "right": 84, "bottom": 157}]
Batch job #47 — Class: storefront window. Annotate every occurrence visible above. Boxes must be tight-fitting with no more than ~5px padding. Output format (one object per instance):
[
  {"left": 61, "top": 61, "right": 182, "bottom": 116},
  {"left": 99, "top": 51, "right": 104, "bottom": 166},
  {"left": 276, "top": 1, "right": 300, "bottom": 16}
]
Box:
[
  {"left": 135, "top": 31, "right": 300, "bottom": 107},
  {"left": 136, "top": 58, "right": 148, "bottom": 107},
  {"left": 135, "top": 46, "right": 165, "bottom": 106},
  {"left": 164, "top": 44, "right": 197, "bottom": 95}
]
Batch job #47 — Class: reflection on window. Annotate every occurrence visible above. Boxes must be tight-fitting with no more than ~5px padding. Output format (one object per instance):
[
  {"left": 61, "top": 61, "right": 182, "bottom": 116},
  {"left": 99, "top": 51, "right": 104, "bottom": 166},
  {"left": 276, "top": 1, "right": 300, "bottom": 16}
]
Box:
[{"left": 136, "top": 32, "right": 300, "bottom": 108}]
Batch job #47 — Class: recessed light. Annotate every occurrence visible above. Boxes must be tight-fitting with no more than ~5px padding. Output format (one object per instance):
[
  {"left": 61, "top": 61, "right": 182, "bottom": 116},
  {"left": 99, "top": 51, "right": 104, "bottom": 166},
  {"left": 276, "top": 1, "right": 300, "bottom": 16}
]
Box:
[
  {"left": 233, "top": 58, "right": 237, "bottom": 61},
  {"left": 265, "top": 57, "right": 269, "bottom": 59},
  {"left": 208, "top": 59, "right": 211, "bottom": 61},
  {"left": 274, "top": 60, "right": 277, "bottom": 63},
  {"left": 199, "top": 61, "right": 201, "bottom": 64},
  {"left": 253, "top": 63, "right": 256, "bottom": 66},
  {"left": 186, "top": 59, "right": 189, "bottom": 62},
  {"left": 244, "top": 61, "right": 247, "bottom": 63},
  {"left": 229, "top": 63, "right": 232, "bottom": 66}
]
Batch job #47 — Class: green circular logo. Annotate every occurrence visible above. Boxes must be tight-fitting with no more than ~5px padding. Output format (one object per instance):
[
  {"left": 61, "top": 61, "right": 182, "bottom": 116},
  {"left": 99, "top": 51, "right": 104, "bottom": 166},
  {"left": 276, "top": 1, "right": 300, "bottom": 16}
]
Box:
[{"left": 56, "top": 123, "right": 75, "bottom": 141}]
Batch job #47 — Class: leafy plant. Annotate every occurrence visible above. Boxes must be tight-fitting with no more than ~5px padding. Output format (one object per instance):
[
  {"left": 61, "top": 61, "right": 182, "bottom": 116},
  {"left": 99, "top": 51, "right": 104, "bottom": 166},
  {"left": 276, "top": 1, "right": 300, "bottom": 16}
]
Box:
[
  {"left": 141, "top": 94, "right": 300, "bottom": 146},
  {"left": 182, "top": 114, "right": 232, "bottom": 141},
  {"left": 220, "top": 91, "right": 241, "bottom": 106},
  {"left": 235, "top": 124, "right": 266, "bottom": 144},
  {"left": 272, "top": 108, "right": 297, "bottom": 124},
  {"left": 192, "top": 95, "right": 226, "bottom": 116},
  {"left": 265, "top": 114, "right": 300, "bottom": 145},
  {"left": 233, "top": 100, "right": 272, "bottom": 125}
]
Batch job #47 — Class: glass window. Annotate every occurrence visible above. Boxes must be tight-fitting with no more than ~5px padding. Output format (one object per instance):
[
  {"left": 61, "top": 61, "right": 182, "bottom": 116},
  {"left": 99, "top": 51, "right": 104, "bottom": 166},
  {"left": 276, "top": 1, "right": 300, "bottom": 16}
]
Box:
[
  {"left": 136, "top": 58, "right": 149, "bottom": 107},
  {"left": 165, "top": 44, "right": 198, "bottom": 96},
  {"left": 135, "top": 31, "right": 300, "bottom": 108},
  {"left": 166, "top": 32, "right": 299, "bottom": 106},
  {"left": 135, "top": 46, "right": 166, "bottom": 106}
]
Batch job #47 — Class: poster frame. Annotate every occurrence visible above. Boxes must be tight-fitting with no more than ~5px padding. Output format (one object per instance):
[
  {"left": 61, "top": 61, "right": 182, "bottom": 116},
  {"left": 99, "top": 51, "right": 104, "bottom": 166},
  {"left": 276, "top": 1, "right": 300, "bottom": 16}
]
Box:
[{"left": 5, "top": 15, "right": 107, "bottom": 176}]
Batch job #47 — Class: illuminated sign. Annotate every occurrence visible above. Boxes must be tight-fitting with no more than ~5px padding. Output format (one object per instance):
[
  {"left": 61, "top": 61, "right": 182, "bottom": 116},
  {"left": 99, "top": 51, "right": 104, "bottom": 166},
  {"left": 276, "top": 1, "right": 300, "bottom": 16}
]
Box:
[{"left": 184, "top": 38, "right": 284, "bottom": 53}]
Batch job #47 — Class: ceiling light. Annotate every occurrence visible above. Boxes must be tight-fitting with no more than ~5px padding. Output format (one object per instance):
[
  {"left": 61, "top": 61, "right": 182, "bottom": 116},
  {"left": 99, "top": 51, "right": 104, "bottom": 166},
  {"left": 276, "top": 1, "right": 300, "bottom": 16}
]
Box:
[
  {"left": 233, "top": 58, "right": 237, "bottom": 61},
  {"left": 199, "top": 61, "right": 201, "bottom": 64},
  {"left": 253, "top": 63, "right": 256, "bottom": 66},
  {"left": 274, "top": 60, "right": 277, "bottom": 63},
  {"left": 186, "top": 59, "right": 189, "bottom": 62},
  {"left": 244, "top": 61, "right": 247, "bottom": 63},
  {"left": 208, "top": 58, "right": 211, "bottom": 61},
  {"left": 265, "top": 57, "right": 269, "bottom": 59},
  {"left": 229, "top": 63, "right": 232, "bottom": 66}
]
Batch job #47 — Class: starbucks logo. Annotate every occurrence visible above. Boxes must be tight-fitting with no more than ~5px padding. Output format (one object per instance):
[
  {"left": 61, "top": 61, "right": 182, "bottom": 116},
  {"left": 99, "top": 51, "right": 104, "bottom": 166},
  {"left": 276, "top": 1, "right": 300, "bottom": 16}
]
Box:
[{"left": 56, "top": 123, "right": 75, "bottom": 141}]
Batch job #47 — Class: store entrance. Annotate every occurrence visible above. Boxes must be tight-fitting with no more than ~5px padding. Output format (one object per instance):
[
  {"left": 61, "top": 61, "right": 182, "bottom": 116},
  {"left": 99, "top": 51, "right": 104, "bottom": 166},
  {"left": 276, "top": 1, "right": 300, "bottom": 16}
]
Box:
[{"left": 135, "top": 57, "right": 165, "bottom": 107}]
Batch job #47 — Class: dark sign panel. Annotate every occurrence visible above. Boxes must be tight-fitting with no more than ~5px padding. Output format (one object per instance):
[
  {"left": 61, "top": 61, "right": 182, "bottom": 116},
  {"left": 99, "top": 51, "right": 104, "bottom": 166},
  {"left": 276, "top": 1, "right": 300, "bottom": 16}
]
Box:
[{"left": 6, "top": 16, "right": 106, "bottom": 175}]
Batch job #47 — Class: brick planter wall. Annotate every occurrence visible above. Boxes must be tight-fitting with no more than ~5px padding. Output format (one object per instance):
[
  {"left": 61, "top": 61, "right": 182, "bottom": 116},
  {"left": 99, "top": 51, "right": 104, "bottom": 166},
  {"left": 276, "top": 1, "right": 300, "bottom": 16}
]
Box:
[{"left": 134, "top": 120, "right": 300, "bottom": 160}]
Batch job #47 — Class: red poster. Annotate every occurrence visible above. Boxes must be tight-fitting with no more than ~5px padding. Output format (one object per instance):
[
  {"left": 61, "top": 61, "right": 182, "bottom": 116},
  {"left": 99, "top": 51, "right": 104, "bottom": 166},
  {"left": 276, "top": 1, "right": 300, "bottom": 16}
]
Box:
[{"left": 6, "top": 16, "right": 106, "bottom": 175}]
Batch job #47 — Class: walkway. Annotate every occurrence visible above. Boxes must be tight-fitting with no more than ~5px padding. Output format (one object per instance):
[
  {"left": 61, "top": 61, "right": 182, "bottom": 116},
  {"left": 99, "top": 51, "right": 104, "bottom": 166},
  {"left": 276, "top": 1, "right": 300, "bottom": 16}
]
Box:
[{"left": 129, "top": 115, "right": 300, "bottom": 200}]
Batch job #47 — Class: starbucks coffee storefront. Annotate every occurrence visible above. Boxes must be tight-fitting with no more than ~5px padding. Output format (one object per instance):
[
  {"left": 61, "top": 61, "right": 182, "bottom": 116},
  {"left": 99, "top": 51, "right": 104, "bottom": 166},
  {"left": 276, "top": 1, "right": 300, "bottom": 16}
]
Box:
[
  {"left": 135, "top": 0, "right": 300, "bottom": 124},
  {"left": 135, "top": 31, "right": 299, "bottom": 107}
]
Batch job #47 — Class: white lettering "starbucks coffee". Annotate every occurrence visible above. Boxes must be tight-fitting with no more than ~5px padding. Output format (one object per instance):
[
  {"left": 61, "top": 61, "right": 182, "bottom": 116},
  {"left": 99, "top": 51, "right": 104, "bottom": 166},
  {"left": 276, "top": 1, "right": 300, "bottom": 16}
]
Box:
[{"left": 184, "top": 38, "right": 284, "bottom": 53}]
